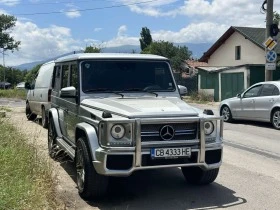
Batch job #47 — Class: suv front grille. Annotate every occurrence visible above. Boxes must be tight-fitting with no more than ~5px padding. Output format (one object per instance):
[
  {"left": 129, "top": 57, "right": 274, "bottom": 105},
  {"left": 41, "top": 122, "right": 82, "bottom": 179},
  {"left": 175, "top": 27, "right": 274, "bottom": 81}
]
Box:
[{"left": 141, "top": 123, "right": 198, "bottom": 142}]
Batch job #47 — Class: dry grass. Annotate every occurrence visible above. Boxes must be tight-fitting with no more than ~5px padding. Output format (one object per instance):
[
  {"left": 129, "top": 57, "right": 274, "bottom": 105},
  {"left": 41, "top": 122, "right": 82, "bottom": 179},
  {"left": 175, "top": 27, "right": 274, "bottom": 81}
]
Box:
[
  {"left": 187, "top": 91, "right": 214, "bottom": 103},
  {"left": 0, "top": 89, "right": 27, "bottom": 100}
]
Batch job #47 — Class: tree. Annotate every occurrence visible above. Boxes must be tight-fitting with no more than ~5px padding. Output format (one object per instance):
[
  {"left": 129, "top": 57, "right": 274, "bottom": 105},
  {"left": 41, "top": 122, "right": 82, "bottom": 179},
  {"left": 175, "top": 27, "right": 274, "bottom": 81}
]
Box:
[
  {"left": 24, "top": 64, "right": 42, "bottom": 83},
  {"left": 141, "top": 40, "right": 192, "bottom": 71},
  {"left": 84, "top": 45, "right": 101, "bottom": 53},
  {"left": 0, "top": 14, "right": 20, "bottom": 54},
  {"left": 139, "top": 27, "right": 152, "bottom": 51},
  {"left": 274, "top": 12, "right": 280, "bottom": 25}
]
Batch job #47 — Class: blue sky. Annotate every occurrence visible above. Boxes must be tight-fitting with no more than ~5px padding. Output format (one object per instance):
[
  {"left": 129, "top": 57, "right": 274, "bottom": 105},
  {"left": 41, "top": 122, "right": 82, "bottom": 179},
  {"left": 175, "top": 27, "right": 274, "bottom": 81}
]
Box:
[{"left": 0, "top": 0, "right": 280, "bottom": 65}]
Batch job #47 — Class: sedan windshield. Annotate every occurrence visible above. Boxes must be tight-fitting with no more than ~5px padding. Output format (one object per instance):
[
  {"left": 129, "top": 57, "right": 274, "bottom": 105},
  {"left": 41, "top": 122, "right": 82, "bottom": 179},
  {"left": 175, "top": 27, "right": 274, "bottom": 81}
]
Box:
[{"left": 81, "top": 60, "right": 176, "bottom": 93}]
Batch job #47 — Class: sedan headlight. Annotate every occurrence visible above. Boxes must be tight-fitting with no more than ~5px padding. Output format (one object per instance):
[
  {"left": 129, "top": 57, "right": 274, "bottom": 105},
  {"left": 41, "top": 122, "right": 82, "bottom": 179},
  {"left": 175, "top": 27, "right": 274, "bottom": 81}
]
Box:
[
  {"left": 111, "top": 124, "right": 125, "bottom": 139},
  {"left": 204, "top": 121, "right": 214, "bottom": 135}
]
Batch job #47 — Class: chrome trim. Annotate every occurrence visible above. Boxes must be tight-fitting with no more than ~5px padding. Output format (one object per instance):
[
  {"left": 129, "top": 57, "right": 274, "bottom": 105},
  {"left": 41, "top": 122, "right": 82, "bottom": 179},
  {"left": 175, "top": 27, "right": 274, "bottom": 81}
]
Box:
[
  {"left": 135, "top": 119, "right": 141, "bottom": 167},
  {"left": 199, "top": 118, "right": 206, "bottom": 163}
]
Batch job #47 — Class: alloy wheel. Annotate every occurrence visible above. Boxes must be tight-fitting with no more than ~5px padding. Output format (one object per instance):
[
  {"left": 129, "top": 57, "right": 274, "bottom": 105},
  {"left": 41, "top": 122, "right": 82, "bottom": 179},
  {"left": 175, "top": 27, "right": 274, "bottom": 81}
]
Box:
[
  {"left": 76, "top": 147, "right": 85, "bottom": 191},
  {"left": 272, "top": 110, "right": 280, "bottom": 129}
]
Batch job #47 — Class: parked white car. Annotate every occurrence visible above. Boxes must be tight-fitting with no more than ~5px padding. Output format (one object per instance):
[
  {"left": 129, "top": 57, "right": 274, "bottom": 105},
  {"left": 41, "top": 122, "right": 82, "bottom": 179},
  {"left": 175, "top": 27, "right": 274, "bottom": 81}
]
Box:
[
  {"left": 220, "top": 81, "right": 280, "bottom": 129},
  {"left": 25, "top": 61, "right": 55, "bottom": 128}
]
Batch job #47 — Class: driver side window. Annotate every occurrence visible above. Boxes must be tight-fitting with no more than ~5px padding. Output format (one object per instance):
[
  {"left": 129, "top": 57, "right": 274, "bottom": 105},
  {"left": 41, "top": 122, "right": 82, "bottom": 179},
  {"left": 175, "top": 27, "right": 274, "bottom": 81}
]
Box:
[{"left": 243, "top": 85, "right": 262, "bottom": 98}]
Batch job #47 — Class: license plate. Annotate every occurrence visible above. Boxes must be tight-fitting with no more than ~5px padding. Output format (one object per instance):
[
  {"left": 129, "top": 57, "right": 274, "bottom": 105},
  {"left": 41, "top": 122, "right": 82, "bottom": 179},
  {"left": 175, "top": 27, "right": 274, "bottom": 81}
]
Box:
[{"left": 151, "top": 147, "right": 191, "bottom": 159}]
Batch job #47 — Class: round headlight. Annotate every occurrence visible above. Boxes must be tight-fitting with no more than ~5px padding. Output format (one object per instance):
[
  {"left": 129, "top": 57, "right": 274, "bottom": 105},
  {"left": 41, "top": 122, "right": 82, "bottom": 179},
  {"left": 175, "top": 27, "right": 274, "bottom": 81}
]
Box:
[
  {"left": 204, "top": 121, "right": 214, "bottom": 135},
  {"left": 111, "top": 124, "right": 125, "bottom": 139}
]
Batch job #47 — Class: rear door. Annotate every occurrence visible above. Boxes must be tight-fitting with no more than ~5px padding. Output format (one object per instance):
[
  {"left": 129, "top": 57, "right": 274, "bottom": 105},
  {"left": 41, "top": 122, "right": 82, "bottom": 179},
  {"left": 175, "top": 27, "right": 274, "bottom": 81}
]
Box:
[{"left": 254, "top": 84, "right": 279, "bottom": 121}]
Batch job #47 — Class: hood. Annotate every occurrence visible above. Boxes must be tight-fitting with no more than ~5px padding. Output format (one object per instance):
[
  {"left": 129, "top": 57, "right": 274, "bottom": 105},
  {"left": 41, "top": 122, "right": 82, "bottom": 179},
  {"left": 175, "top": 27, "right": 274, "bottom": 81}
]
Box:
[{"left": 81, "top": 97, "right": 200, "bottom": 118}]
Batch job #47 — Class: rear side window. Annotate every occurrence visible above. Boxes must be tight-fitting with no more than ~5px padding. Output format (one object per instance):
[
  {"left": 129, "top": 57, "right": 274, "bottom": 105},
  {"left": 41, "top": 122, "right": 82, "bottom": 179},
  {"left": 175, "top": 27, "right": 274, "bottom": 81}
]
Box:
[
  {"left": 259, "top": 84, "right": 277, "bottom": 96},
  {"left": 61, "top": 65, "right": 69, "bottom": 88},
  {"left": 273, "top": 86, "right": 280, "bottom": 95},
  {"left": 35, "top": 63, "right": 55, "bottom": 88}
]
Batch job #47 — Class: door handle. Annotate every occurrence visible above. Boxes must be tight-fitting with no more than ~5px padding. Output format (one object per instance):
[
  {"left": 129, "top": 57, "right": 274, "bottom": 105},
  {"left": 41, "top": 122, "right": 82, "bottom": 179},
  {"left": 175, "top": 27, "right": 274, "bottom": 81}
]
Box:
[
  {"left": 40, "top": 94, "right": 42, "bottom": 98},
  {"left": 269, "top": 99, "right": 274, "bottom": 102}
]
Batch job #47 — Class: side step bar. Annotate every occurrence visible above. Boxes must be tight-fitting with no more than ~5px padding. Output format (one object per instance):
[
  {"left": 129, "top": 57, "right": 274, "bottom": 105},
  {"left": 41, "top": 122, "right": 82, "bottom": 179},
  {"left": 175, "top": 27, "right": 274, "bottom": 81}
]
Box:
[{"left": 56, "top": 137, "right": 75, "bottom": 160}]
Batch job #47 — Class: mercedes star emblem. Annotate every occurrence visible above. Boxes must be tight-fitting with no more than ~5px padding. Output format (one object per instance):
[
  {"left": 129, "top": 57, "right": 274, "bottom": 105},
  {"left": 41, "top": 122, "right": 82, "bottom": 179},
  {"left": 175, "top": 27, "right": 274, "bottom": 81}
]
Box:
[{"left": 160, "top": 125, "right": 175, "bottom": 141}]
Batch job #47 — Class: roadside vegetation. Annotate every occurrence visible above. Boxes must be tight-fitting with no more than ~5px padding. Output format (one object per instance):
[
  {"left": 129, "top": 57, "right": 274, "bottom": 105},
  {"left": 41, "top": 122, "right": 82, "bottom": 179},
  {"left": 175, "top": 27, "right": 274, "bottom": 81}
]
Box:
[
  {"left": 0, "top": 89, "right": 27, "bottom": 100},
  {"left": 0, "top": 119, "right": 59, "bottom": 209},
  {"left": 186, "top": 91, "right": 214, "bottom": 103}
]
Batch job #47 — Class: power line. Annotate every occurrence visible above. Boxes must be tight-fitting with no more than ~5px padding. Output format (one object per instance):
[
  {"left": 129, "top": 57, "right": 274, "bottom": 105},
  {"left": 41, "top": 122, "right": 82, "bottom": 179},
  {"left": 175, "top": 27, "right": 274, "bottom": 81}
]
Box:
[
  {"left": 2, "top": 0, "right": 115, "bottom": 7},
  {"left": 13, "top": 0, "right": 162, "bottom": 16}
]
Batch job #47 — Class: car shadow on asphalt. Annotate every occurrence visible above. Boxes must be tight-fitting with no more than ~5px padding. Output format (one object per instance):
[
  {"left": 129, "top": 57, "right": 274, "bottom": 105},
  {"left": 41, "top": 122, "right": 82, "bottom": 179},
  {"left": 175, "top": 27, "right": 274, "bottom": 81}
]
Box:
[
  {"left": 58, "top": 159, "right": 247, "bottom": 210},
  {"left": 230, "top": 120, "right": 275, "bottom": 130}
]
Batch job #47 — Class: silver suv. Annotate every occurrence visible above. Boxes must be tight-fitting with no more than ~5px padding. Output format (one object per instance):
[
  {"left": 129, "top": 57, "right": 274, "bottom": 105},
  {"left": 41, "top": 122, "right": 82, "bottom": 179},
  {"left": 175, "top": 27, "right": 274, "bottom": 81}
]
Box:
[{"left": 48, "top": 53, "right": 223, "bottom": 200}]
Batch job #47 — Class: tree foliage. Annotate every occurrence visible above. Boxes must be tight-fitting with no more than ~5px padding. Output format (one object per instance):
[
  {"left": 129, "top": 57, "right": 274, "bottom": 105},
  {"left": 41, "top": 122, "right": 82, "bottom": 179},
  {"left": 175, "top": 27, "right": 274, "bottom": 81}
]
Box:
[
  {"left": 0, "top": 14, "right": 20, "bottom": 52},
  {"left": 141, "top": 41, "right": 192, "bottom": 71},
  {"left": 84, "top": 45, "right": 101, "bottom": 53},
  {"left": 139, "top": 27, "right": 152, "bottom": 51},
  {"left": 0, "top": 65, "right": 27, "bottom": 86},
  {"left": 274, "top": 12, "right": 280, "bottom": 25}
]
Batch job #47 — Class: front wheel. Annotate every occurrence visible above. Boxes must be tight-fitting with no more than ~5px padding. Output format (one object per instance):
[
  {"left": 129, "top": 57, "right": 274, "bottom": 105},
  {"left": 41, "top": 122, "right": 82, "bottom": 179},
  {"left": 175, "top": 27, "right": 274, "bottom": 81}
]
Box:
[
  {"left": 76, "top": 137, "right": 108, "bottom": 200},
  {"left": 271, "top": 109, "right": 280, "bottom": 130},
  {"left": 220, "top": 105, "right": 232, "bottom": 122},
  {"left": 181, "top": 167, "right": 219, "bottom": 185}
]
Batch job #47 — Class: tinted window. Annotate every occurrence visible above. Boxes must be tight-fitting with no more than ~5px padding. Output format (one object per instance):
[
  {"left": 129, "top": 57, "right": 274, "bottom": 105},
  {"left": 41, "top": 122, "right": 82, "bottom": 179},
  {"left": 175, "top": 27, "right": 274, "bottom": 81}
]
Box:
[
  {"left": 260, "top": 84, "right": 277, "bottom": 96},
  {"left": 70, "top": 64, "right": 78, "bottom": 89},
  {"left": 273, "top": 87, "right": 280, "bottom": 95},
  {"left": 81, "top": 60, "right": 175, "bottom": 92},
  {"left": 53, "top": 66, "right": 61, "bottom": 91},
  {"left": 243, "top": 85, "right": 262, "bottom": 98},
  {"left": 35, "top": 63, "right": 54, "bottom": 88},
  {"left": 62, "top": 65, "right": 69, "bottom": 88}
]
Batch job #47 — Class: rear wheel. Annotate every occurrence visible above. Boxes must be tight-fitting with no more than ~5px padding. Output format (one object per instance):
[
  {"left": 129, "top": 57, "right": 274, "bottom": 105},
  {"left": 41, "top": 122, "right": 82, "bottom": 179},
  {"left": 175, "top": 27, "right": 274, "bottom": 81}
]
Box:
[
  {"left": 76, "top": 137, "right": 108, "bottom": 200},
  {"left": 271, "top": 109, "right": 280, "bottom": 130},
  {"left": 41, "top": 106, "right": 48, "bottom": 128},
  {"left": 220, "top": 105, "right": 232, "bottom": 122},
  {"left": 181, "top": 167, "right": 219, "bottom": 185},
  {"left": 48, "top": 118, "right": 58, "bottom": 159},
  {"left": 26, "top": 102, "right": 37, "bottom": 121}
]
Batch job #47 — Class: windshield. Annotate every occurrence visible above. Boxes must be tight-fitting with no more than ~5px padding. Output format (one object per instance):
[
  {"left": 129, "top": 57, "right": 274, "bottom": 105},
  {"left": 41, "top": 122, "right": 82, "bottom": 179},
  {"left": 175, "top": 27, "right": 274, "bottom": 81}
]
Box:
[{"left": 81, "top": 60, "right": 176, "bottom": 93}]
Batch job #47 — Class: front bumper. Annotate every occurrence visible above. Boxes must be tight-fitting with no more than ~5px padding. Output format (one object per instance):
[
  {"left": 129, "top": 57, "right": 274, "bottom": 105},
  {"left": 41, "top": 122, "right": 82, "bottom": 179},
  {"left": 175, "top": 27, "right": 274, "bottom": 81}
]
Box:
[{"left": 93, "top": 116, "right": 224, "bottom": 176}]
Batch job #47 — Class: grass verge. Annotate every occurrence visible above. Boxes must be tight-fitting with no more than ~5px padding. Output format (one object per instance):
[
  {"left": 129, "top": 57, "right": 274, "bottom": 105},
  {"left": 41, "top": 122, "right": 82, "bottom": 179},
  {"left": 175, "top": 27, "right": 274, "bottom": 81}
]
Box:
[
  {"left": 186, "top": 91, "right": 214, "bottom": 104},
  {"left": 0, "top": 119, "right": 59, "bottom": 210},
  {"left": 0, "top": 89, "right": 27, "bottom": 100}
]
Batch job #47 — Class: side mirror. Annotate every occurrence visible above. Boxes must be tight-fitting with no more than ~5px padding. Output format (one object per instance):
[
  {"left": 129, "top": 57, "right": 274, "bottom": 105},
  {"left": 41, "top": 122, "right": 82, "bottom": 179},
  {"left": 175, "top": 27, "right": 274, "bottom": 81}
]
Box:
[
  {"left": 236, "top": 93, "right": 241, "bottom": 98},
  {"left": 178, "top": 85, "right": 188, "bottom": 96},
  {"left": 60, "top": 86, "right": 77, "bottom": 98},
  {"left": 25, "top": 82, "right": 31, "bottom": 90}
]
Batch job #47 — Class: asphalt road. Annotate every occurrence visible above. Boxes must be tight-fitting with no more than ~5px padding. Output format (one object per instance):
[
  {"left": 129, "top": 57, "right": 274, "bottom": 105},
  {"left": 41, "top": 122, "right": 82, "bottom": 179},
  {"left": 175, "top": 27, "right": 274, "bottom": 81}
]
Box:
[{"left": 4, "top": 100, "right": 280, "bottom": 210}]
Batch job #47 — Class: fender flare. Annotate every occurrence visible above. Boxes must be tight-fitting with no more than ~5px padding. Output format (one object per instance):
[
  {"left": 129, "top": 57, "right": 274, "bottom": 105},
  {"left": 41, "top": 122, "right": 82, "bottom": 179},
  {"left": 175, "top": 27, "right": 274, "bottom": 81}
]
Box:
[
  {"left": 48, "top": 108, "right": 62, "bottom": 138},
  {"left": 76, "top": 122, "right": 99, "bottom": 161}
]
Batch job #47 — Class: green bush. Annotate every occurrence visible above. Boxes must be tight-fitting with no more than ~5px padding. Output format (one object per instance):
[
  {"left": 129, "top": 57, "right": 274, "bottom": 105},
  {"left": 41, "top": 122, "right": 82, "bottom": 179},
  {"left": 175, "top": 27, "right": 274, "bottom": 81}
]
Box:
[{"left": 188, "top": 91, "right": 214, "bottom": 103}]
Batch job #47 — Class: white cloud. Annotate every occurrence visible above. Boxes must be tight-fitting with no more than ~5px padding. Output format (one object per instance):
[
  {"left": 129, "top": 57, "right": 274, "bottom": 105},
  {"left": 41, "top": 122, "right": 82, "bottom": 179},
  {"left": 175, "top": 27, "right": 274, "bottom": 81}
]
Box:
[
  {"left": 4, "top": 21, "right": 81, "bottom": 66},
  {"left": 94, "top": 28, "right": 103, "bottom": 32},
  {"left": 0, "top": 9, "right": 8, "bottom": 14},
  {"left": 117, "top": 25, "right": 127, "bottom": 36},
  {"left": 0, "top": 0, "right": 20, "bottom": 6},
  {"left": 63, "top": 4, "right": 81, "bottom": 18}
]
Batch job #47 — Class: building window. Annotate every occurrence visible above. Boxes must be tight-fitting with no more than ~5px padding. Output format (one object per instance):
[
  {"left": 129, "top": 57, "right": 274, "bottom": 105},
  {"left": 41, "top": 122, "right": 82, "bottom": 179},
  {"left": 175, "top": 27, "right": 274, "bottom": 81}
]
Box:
[{"left": 235, "top": 46, "right": 241, "bottom": 60}]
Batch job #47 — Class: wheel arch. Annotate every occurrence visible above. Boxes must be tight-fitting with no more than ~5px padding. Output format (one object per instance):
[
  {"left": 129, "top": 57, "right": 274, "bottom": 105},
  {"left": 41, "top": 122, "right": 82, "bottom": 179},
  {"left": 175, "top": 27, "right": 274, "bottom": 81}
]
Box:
[
  {"left": 270, "top": 106, "right": 280, "bottom": 122},
  {"left": 75, "top": 123, "right": 99, "bottom": 161},
  {"left": 48, "top": 108, "right": 62, "bottom": 137}
]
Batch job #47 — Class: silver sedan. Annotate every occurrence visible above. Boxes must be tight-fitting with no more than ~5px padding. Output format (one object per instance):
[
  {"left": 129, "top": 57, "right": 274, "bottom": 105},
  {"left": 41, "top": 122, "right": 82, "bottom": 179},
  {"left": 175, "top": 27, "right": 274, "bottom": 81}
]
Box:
[{"left": 220, "top": 81, "right": 280, "bottom": 129}]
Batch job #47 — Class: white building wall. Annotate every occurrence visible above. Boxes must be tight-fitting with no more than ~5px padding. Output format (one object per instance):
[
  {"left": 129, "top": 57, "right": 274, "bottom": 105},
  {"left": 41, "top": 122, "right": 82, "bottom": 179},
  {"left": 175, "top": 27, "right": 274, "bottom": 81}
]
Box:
[{"left": 208, "top": 32, "right": 265, "bottom": 66}]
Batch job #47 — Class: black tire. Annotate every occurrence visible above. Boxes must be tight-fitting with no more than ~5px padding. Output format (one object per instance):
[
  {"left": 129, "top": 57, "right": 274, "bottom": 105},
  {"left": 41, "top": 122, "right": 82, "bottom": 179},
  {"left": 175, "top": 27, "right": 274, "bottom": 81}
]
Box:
[
  {"left": 181, "top": 167, "right": 219, "bottom": 185},
  {"left": 48, "top": 117, "right": 58, "bottom": 159},
  {"left": 26, "top": 102, "right": 37, "bottom": 121},
  {"left": 271, "top": 109, "right": 280, "bottom": 130},
  {"left": 41, "top": 106, "right": 48, "bottom": 128},
  {"left": 220, "top": 105, "right": 233, "bottom": 122},
  {"left": 76, "top": 137, "right": 108, "bottom": 200}
]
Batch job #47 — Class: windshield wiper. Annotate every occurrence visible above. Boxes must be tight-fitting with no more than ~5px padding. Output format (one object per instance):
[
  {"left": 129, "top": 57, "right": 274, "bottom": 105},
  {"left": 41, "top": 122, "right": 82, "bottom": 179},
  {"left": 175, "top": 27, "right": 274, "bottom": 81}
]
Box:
[
  {"left": 84, "top": 88, "right": 124, "bottom": 98},
  {"left": 124, "top": 88, "right": 158, "bottom": 97}
]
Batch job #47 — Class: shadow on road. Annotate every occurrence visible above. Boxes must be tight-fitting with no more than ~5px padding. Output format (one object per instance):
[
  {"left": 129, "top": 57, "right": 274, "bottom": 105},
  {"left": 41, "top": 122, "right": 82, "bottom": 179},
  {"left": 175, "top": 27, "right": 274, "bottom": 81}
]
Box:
[
  {"left": 230, "top": 120, "right": 274, "bottom": 129},
  {"left": 58, "top": 159, "right": 246, "bottom": 210}
]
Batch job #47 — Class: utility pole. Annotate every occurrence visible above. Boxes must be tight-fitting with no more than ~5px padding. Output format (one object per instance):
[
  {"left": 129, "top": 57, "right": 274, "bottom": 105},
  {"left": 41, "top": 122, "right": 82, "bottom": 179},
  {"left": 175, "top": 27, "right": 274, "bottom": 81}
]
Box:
[
  {"left": 2, "top": 50, "right": 6, "bottom": 90},
  {"left": 265, "top": 0, "right": 274, "bottom": 81}
]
